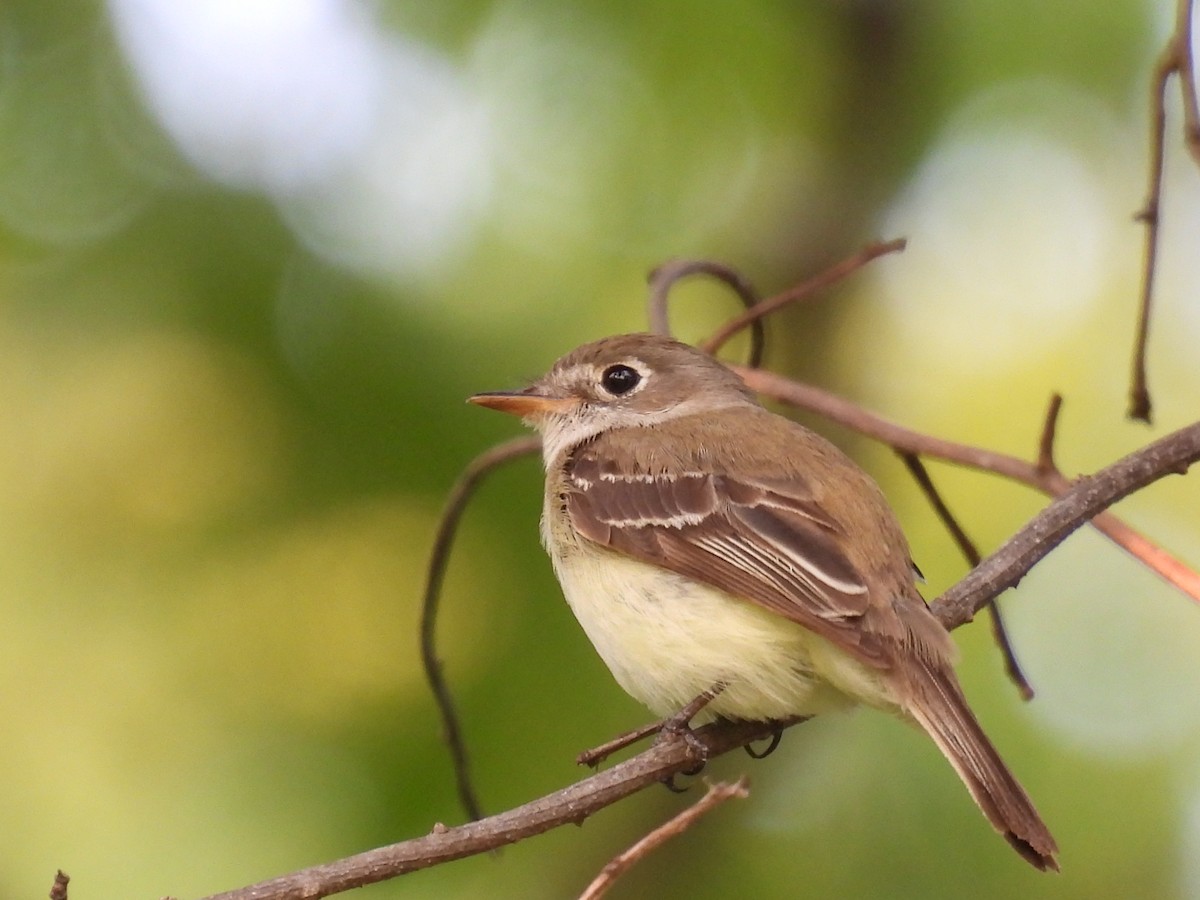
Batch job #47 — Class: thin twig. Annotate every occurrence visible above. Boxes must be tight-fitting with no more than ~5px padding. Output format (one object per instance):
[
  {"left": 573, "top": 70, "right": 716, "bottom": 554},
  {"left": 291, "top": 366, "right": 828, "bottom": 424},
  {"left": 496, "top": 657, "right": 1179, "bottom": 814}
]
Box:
[
  {"left": 645, "top": 260, "right": 766, "bottom": 367},
  {"left": 577, "top": 720, "right": 666, "bottom": 768},
  {"left": 900, "top": 453, "right": 985, "bottom": 569},
  {"left": 577, "top": 778, "right": 750, "bottom": 900},
  {"left": 899, "top": 452, "right": 1034, "bottom": 700},
  {"left": 419, "top": 435, "right": 542, "bottom": 822},
  {"left": 1131, "top": 42, "right": 1170, "bottom": 423},
  {"left": 699, "top": 237, "right": 906, "bottom": 356},
  {"left": 1131, "top": 0, "right": 1200, "bottom": 422},
  {"left": 1036, "top": 394, "right": 1064, "bottom": 475},
  {"left": 192, "top": 419, "right": 1200, "bottom": 900},
  {"left": 1176, "top": 0, "right": 1200, "bottom": 167}
]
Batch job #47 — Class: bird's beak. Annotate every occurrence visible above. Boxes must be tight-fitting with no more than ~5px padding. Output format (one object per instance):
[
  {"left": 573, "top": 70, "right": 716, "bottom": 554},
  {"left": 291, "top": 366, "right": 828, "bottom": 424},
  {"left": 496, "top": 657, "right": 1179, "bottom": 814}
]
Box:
[{"left": 468, "top": 390, "right": 578, "bottom": 417}]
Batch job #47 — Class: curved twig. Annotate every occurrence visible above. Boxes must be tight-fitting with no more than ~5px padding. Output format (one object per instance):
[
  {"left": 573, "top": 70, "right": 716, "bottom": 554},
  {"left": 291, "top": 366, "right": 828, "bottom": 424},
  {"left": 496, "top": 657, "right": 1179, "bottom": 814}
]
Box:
[
  {"left": 699, "top": 237, "right": 906, "bottom": 356},
  {"left": 645, "top": 260, "right": 766, "bottom": 367},
  {"left": 419, "top": 435, "right": 542, "bottom": 821}
]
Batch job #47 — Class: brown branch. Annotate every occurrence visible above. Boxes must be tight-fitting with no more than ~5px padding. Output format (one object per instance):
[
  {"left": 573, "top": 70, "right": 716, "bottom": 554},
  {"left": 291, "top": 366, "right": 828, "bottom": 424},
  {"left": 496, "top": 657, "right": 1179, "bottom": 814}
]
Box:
[
  {"left": 1131, "top": 0, "right": 1200, "bottom": 422},
  {"left": 50, "top": 870, "right": 69, "bottom": 900},
  {"left": 195, "top": 718, "right": 797, "bottom": 900},
  {"left": 899, "top": 452, "right": 1034, "bottom": 700},
  {"left": 900, "top": 453, "right": 985, "bottom": 568},
  {"left": 733, "top": 365, "right": 1200, "bottom": 606},
  {"left": 1175, "top": 0, "right": 1200, "bottom": 166},
  {"left": 933, "top": 419, "right": 1200, "bottom": 629},
  {"left": 1036, "top": 394, "right": 1064, "bottom": 475},
  {"left": 577, "top": 719, "right": 667, "bottom": 769},
  {"left": 577, "top": 778, "right": 750, "bottom": 900},
  {"left": 645, "top": 260, "right": 765, "bottom": 367},
  {"left": 191, "top": 418, "right": 1200, "bottom": 900},
  {"left": 699, "top": 237, "right": 906, "bottom": 356},
  {"left": 1131, "top": 41, "right": 1170, "bottom": 423},
  {"left": 419, "top": 435, "right": 542, "bottom": 822}
]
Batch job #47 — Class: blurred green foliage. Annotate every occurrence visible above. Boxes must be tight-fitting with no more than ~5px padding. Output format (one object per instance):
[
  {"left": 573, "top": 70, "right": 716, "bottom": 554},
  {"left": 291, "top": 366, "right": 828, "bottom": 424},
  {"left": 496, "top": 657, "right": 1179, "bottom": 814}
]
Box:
[{"left": 2, "top": 1, "right": 1199, "bottom": 898}]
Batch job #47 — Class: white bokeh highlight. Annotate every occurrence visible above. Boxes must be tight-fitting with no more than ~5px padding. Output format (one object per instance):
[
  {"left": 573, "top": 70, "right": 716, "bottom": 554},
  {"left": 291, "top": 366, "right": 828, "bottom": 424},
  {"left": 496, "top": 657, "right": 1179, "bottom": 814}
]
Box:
[
  {"left": 875, "top": 82, "right": 1128, "bottom": 373},
  {"left": 107, "top": 0, "right": 494, "bottom": 281},
  {"left": 277, "top": 42, "right": 492, "bottom": 283},
  {"left": 107, "top": 0, "right": 382, "bottom": 191},
  {"left": 1009, "top": 533, "right": 1200, "bottom": 759}
]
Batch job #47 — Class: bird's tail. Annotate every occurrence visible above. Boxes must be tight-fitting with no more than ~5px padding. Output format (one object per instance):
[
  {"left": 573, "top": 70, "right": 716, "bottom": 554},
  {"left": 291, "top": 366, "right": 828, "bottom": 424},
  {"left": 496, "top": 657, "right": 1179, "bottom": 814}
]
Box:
[{"left": 905, "top": 662, "right": 1059, "bottom": 871}]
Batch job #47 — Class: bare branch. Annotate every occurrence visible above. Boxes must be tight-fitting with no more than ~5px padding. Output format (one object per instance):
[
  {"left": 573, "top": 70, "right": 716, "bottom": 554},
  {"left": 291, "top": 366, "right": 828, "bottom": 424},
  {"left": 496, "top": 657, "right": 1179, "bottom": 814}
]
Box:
[
  {"left": 932, "top": 419, "right": 1200, "bottom": 630},
  {"left": 1131, "top": 0, "right": 1200, "bottom": 422},
  {"left": 1036, "top": 394, "right": 1064, "bottom": 476},
  {"left": 196, "top": 719, "right": 796, "bottom": 900},
  {"left": 699, "top": 237, "right": 906, "bottom": 356},
  {"left": 577, "top": 719, "right": 669, "bottom": 769},
  {"left": 1175, "top": 0, "right": 1200, "bottom": 167},
  {"left": 645, "top": 260, "right": 765, "bottom": 367},
  {"left": 899, "top": 452, "right": 1034, "bottom": 700},
  {"left": 1131, "top": 41, "right": 1171, "bottom": 423},
  {"left": 420, "top": 435, "right": 542, "bottom": 821},
  {"left": 577, "top": 779, "right": 750, "bottom": 900}
]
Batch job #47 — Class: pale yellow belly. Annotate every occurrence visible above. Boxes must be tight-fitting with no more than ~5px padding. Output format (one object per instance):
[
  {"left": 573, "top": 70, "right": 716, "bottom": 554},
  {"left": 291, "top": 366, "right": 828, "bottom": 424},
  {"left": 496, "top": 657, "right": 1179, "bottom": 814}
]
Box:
[{"left": 549, "top": 540, "right": 890, "bottom": 722}]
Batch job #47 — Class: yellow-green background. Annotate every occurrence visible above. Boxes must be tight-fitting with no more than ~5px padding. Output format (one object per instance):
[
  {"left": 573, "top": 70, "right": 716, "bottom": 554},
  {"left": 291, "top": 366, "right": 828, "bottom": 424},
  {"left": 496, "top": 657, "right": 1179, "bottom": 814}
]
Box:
[{"left": 2, "top": 1, "right": 1199, "bottom": 898}]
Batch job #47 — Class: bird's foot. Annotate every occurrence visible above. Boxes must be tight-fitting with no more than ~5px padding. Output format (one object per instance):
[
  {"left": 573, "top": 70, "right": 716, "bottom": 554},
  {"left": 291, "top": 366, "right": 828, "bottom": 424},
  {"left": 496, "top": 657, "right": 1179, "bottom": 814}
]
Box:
[
  {"left": 744, "top": 727, "right": 784, "bottom": 759},
  {"left": 653, "top": 684, "right": 728, "bottom": 789}
]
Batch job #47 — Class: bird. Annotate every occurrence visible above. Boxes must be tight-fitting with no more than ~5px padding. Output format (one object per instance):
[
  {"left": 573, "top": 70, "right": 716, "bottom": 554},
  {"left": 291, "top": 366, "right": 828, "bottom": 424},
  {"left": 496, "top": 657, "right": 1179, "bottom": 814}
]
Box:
[{"left": 469, "top": 332, "right": 1058, "bottom": 870}]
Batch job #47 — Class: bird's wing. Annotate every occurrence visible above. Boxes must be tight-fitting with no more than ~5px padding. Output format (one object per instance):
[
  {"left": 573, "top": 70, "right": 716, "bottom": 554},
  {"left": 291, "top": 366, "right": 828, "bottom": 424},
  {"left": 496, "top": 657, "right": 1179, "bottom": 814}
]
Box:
[{"left": 564, "top": 448, "right": 891, "bottom": 669}]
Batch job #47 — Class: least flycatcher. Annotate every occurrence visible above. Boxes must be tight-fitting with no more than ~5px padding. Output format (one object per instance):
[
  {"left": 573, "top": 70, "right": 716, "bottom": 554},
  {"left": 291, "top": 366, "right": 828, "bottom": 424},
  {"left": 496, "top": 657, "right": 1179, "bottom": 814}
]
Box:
[{"left": 469, "top": 332, "right": 1057, "bottom": 870}]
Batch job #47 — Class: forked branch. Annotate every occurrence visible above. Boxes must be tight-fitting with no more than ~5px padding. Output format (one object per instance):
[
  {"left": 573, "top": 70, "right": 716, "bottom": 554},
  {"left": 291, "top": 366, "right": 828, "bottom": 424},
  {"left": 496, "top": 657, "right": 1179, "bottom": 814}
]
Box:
[{"left": 577, "top": 778, "right": 750, "bottom": 900}]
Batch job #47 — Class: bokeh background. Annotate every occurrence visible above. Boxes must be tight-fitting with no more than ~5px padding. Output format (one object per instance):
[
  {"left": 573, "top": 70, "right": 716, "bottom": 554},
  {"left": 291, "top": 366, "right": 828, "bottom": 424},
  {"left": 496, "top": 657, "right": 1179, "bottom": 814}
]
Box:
[{"left": 2, "top": 1, "right": 1199, "bottom": 898}]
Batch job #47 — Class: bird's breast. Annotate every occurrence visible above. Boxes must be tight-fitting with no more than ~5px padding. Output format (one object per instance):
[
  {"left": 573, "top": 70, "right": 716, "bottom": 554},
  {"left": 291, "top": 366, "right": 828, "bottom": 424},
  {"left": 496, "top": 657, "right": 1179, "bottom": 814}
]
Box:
[{"left": 541, "top": 505, "right": 882, "bottom": 721}]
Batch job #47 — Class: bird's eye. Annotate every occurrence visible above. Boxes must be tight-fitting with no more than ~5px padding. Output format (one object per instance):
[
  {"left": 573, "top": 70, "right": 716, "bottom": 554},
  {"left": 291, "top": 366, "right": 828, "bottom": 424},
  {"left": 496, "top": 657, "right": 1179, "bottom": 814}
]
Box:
[{"left": 600, "top": 364, "right": 641, "bottom": 395}]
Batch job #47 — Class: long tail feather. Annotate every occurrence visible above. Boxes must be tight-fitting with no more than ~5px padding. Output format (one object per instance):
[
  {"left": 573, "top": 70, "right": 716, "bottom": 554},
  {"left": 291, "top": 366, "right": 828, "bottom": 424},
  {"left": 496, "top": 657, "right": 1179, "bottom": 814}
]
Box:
[{"left": 905, "top": 663, "right": 1059, "bottom": 871}]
